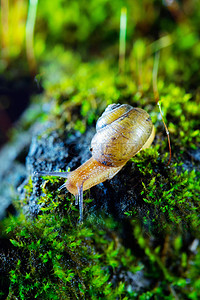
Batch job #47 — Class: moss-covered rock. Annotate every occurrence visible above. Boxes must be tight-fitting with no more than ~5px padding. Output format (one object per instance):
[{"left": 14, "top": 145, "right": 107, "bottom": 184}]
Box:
[{"left": 0, "top": 0, "right": 200, "bottom": 299}]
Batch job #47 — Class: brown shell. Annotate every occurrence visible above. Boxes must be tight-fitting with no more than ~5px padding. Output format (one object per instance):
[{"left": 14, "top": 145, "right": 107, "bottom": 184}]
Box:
[{"left": 91, "top": 104, "right": 154, "bottom": 167}]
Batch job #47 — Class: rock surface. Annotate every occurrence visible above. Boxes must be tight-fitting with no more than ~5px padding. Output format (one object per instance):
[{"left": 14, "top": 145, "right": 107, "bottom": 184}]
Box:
[{"left": 0, "top": 132, "right": 29, "bottom": 219}]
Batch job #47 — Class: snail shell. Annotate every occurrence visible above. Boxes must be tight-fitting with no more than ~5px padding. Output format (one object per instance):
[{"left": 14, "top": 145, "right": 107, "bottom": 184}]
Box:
[{"left": 91, "top": 104, "right": 155, "bottom": 167}]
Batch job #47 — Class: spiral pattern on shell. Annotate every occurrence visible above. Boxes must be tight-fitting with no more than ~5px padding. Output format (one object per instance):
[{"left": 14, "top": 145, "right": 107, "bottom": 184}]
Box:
[{"left": 90, "top": 104, "right": 154, "bottom": 167}]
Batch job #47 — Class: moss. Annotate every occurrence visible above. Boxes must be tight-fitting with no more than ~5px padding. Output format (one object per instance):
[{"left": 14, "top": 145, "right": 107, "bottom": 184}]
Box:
[
  {"left": 1, "top": 149, "right": 200, "bottom": 299},
  {"left": 130, "top": 148, "right": 199, "bottom": 230},
  {"left": 1, "top": 186, "right": 139, "bottom": 299}
]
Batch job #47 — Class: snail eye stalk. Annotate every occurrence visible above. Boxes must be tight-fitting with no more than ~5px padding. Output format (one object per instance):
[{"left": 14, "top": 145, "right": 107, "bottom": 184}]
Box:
[{"left": 77, "top": 183, "right": 84, "bottom": 224}]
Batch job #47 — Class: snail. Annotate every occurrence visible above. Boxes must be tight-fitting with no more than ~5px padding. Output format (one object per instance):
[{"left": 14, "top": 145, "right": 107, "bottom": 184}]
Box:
[{"left": 37, "top": 103, "right": 155, "bottom": 222}]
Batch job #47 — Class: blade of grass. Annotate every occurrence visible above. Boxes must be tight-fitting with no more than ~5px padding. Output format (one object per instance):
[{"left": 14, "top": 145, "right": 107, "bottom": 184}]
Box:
[
  {"left": 119, "top": 7, "right": 127, "bottom": 73},
  {"left": 1, "top": 0, "right": 9, "bottom": 60},
  {"left": 153, "top": 51, "right": 172, "bottom": 165},
  {"left": 26, "top": 0, "right": 38, "bottom": 75}
]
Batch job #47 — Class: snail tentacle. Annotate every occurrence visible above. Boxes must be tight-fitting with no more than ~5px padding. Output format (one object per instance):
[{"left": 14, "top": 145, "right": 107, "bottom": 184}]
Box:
[
  {"left": 58, "top": 183, "right": 67, "bottom": 191},
  {"left": 36, "top": 171, "right": 70, "bottom": 179},
  {"left": 78, "top": 182, "right": 84, "bottom": 224},
  {"left": 75, "top": 194, "right": 79, "bottom": 205}
]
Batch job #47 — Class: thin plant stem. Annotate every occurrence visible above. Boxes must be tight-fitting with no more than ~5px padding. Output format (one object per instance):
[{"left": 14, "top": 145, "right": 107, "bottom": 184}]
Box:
[
  {"left": 119, "top": 7, "right": 127, "bottom": 73},
  {"left": 1, "top": 0, "right": 9, "bottom": 60},
  {"left": 153, "top": 51, "right": 172, "bottom": 165},
  {"left": 137, "top": 56, "right": 143, "bottom": 93},
  {"left": 26, "top": 0, "right": 38, "bottom": 75},
  {"left": 153, "top": 52, "right": 160, "bottom": 102}
]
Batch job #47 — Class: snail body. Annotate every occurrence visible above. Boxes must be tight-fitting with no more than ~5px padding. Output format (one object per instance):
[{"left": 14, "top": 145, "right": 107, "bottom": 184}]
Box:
[{"left": 37, "top": 103, "right": 155, "bottom": 222}]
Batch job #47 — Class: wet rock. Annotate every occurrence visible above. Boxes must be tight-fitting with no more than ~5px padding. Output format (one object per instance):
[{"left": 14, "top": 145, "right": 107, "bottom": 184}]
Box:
[
  {"left": 0, "top": 132, "right": 30, "bottom": 220},
  {"left": 188, "top": 148, "right": 200, "bottom": 163},
  {"left": 23, "top": 125, "right": 96, "bottom": 217},
  {"left": 120, "top": 270, "right": 151, "bottom": 293}
]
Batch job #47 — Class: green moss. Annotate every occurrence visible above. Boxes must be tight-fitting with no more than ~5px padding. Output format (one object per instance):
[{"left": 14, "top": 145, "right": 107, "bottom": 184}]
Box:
[
  {"left": 2, "top": 151, "right": 200, "bottom": 299},
  {"left": 130, "top": 148, "right": 200, "bottom": 232},
  {"left": 2, "top": 180, "right": 139, "bottom": 299}
]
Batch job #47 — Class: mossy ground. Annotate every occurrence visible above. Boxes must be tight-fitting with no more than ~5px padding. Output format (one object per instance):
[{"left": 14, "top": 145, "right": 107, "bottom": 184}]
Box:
[
  {"left": 0, "top": 0, "right": 200, "bottom": 299},
  {"left": 0, "top": 154, "right": 199, "bottom": 299}
]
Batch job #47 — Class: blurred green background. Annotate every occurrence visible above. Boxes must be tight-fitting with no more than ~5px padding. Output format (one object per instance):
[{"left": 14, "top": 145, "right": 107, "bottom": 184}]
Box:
[{"left": 0, "top": 0, "right": 200, "bottom": 145}]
